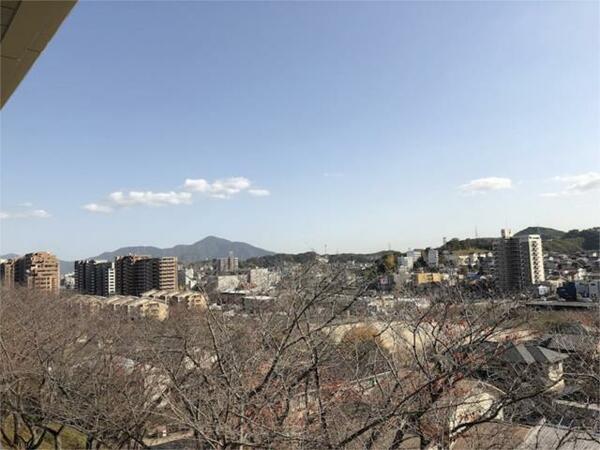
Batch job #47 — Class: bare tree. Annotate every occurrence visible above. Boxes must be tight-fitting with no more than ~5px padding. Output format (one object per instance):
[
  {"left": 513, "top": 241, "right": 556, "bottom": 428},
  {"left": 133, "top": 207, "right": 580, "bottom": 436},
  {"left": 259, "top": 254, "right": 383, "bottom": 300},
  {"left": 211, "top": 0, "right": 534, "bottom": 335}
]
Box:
[{"left": 2, "top": 264, "right": 598, "bottom": 450}]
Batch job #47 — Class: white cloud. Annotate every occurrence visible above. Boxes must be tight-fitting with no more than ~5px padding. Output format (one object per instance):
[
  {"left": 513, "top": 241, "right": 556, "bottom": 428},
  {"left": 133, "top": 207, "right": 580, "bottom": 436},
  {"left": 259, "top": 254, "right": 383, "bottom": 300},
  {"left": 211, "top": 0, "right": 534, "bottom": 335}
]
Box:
[
  {"left": 19, "top": 202, "right": 33, "bottom": 207},
  {"left": 108, "top": 191, "right": 192, "bottom": 207},
  {"left": 541, "top": 172, "right": 600, "bottom": 198},
  {"left": 83, "top": 203, "right": 114, "bottom": 213},
  {"left": 0, "top": 209, "right": 50, "bottom": 220},
  {"left": 84, "top": 191, "right": 192, "bottom": 213},
  {"left": 184, "top": 176, "right": 254, "bottom": 198},
  {"left": 555, "top": 172, "right": 600, "bottom": 193},
  {"left": 85, "top": 177, "right": 269, "bottom": 213},
  {"left": 184, "top": 176, "right": 251, "bottom": 197},
  {"left": 248, "top": 188, "right": 271, "bottom": 197},
  {"left": 459, "top": 177, "right": 513, "bottom": 193}
]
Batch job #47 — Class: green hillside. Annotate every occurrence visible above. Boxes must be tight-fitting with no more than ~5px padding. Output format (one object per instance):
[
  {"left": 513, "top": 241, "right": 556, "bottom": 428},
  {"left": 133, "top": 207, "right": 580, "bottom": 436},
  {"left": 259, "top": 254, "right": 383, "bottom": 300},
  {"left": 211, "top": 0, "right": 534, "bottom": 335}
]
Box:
[
  {"left": 439, "top": 227, "right": 598, "bottom": 254},
  {"left": 563, "top": 228, "right": 600, "bottom": 251},
  {"left": 543, "top": 238, "right": 585, "bottom": 254},
  {"left": 514, "top": 227, "right": 565, "bottom": 240}
]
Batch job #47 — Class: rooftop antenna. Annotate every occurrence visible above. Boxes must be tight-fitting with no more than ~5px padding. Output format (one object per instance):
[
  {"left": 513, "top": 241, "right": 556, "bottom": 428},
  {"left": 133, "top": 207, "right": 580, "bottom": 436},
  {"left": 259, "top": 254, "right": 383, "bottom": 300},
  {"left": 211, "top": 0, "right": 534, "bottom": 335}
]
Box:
[{"left": 475, "top": 226, "right": 479, "bottom": 238}]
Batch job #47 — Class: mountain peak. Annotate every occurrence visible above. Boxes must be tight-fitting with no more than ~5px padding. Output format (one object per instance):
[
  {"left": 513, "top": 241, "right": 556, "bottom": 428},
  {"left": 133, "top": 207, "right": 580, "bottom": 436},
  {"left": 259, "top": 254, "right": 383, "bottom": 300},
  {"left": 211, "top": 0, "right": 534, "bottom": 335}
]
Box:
[
  {"left": 196, "top": 235, "right": 227, "bottom": 244},
  {"left": 91, "top": 237, "right": 273, "bottom": 264}
]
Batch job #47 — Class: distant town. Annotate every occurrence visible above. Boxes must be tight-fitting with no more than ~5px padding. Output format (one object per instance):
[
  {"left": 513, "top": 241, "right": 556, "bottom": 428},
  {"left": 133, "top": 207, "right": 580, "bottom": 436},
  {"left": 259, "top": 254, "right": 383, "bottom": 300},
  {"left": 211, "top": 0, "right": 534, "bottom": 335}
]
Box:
[
  {"left": 1, "top": 226, "right": 599, "bottom": 449},
  {"left": 1, "top": 226, "right": 598, "bottom": 320}
]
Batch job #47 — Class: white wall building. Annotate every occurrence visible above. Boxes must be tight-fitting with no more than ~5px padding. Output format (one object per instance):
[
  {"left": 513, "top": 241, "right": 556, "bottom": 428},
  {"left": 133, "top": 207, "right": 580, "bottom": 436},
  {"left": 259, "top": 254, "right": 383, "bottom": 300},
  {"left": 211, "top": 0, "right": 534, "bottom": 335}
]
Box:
[
  {"left": 426, "top": 248, "right": 439, "bottom": 268},
  {"left": 178, "top": 266, "right": 198, "bottom": 290}
]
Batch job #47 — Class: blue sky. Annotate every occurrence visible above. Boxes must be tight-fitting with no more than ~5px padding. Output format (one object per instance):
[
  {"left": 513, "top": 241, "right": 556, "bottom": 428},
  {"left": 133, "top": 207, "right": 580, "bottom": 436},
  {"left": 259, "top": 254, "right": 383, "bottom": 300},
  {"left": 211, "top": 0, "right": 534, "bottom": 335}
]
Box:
[{"left": 1, "top": 1, "right": 598, "bottom": 260}]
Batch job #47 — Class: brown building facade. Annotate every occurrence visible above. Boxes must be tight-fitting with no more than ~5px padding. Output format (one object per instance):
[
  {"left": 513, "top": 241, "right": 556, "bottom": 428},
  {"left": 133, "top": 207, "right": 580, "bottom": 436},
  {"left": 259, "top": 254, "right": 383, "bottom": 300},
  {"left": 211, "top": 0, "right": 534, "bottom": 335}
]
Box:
[
  {"left": 0, "top": 259, "right": 16, "bottom": 289},
  {"left": 1, "top": 252, "right": 59, "bottom": 293}
]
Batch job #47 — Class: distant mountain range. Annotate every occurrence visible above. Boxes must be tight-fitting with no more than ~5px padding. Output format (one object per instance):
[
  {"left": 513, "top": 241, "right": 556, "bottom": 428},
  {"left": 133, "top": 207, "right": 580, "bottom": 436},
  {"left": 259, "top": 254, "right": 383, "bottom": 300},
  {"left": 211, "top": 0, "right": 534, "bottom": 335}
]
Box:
[
  {"left": 2, "top": 228, "right": 597, "bottom": 275},
  {"left": 1, "top": 236, "right": 274, "bottom": 274},
  {"left": 92, "top": 236, "right": 273, "bottom": 262}
]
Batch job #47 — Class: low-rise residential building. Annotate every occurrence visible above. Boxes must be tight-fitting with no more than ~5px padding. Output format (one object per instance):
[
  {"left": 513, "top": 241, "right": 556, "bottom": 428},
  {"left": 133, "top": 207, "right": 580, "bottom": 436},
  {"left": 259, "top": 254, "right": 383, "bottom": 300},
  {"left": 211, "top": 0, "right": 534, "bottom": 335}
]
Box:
[
  {"left": 414, "top": 272, "right": 442, "bottom": 285},
  {"left": 142, "top": 289, "right": 208, "bottom": 310},
  {"left": 575, "top": 280, "right": 600, "bottom": 301},
  {"left": 242, "top": 295, "right": 276, "bottom": 313},
  {"left": 73, "top": 294, "right": 169, "bottom": 321},
  {"left": 248, "top": 268, "right": 271, "bottom": 292},
  {"left": 421, "top": 379, "right": 505, "bottom": 440},
  {"left": 210, "top": 274, "right": 245, "bottom": 293},
  {"left": 479, "top": 342, "right": 568, "bottom": 393},
  {"left": 177, "top": 266, "right": 198, "bottom": 290}
]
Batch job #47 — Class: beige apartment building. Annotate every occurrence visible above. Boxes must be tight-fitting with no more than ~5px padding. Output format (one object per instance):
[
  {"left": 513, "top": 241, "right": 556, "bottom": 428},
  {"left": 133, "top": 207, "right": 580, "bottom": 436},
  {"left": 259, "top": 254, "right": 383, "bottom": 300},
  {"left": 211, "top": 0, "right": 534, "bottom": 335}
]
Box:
[
  {"left": 414, "top": 272, "right": 443, "bottom": 285},
  {"left": 155, "top": 257, "right": 178, "bottom": 291},
  {"left": 1, "top": 252, "right": 60, "bottom": 293}
]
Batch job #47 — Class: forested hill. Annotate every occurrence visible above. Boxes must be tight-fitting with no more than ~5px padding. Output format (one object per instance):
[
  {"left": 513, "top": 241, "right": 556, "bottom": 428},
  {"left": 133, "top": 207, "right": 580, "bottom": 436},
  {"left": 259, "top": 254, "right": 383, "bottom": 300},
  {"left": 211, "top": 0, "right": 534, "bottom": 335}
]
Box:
[{"left": 439, "top": 227, "right": 598, "bottom": 253}]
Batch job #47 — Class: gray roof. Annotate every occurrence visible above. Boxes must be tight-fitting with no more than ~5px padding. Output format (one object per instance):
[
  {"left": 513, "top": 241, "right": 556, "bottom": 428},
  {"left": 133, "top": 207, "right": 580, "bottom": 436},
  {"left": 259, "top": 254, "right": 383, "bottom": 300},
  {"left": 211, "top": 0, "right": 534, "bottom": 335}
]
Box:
[
  {"left": 543, "top": 335, "right": 597, "bottom": 353},
  {"left": 481, "top": 342, "right": 569, "bottom": 365}
]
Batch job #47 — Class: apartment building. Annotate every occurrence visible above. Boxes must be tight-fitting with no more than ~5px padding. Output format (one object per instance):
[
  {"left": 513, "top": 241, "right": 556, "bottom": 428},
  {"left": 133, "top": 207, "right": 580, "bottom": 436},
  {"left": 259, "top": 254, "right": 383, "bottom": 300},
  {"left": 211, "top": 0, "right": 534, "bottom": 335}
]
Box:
[
  {"left": 115, "top": 255, "right": 178, "bottom": 296},
  {"left": 0, "top": 259, "right": 15, "bottom": 289},
  {"left": 218, "top": 251, "right": 239, "bottom": 273},
  {"left": 74, "top": 259, "right": 116, "bottom": 296},
  {"left": 2, "top": 252, "right": 60, "bottom": 293},
  {"left": 156, "top": 257, "right": 178, "bottom": 291},
  {"left": 493, "top": 229, "right": 545, "bottom": 291},
  {"left": 426, "top": 248, "right": 439, "bottom": 268},
  {"left": 115, "top": 255, "right": 148, "bottom": 296}
]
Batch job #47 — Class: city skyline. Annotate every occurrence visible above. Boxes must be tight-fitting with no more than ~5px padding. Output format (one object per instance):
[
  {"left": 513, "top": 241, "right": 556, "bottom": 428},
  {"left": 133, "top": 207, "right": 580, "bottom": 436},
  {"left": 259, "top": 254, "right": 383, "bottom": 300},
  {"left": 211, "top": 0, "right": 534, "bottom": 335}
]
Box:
[{"left": 1, "top": 1, "right": 599, "bottom": 260}]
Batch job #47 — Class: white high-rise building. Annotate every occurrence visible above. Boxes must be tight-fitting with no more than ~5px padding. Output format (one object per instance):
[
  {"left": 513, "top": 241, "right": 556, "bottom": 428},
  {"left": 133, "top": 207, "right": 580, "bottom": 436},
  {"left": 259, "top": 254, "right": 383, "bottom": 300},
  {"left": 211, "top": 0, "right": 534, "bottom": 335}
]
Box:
[
  {"left": 426, "top": 248, "right": 439, "bottom": 268},
  {"left": 493, "top": 229, "right": 545, "bottom": 291},
  {"left": 398, "top": 249, "right": 422, "bottom": 271},
  {"left": 398, "top": 255, "right": 414, "bottom": 270}
]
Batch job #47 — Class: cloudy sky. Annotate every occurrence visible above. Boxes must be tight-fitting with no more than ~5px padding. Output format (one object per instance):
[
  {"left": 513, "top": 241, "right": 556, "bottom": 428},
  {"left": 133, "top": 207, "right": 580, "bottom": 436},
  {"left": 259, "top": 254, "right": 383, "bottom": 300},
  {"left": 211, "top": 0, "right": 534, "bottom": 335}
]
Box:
[{"left": 1, "top": 1, "right": 598, "bottom": 260}]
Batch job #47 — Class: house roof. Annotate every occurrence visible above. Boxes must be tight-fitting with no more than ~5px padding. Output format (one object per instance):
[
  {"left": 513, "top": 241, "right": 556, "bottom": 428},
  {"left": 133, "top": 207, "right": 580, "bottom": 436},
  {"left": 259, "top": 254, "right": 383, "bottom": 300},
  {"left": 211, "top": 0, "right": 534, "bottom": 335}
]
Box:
[
  {"left": 517, "top": 424, "right": 600, "bottom": 450},
  {"left": 451, "top": 422, "right": 600, "bottom": 450},
  {"left": 481, "top": 342, "right": 569, "bottom": 365},
  {"left": 451, "top": 421, "right": 530, "bottom": 450},
  {"left": 543, "top": 335, "right": 598, "bottom": 354}
]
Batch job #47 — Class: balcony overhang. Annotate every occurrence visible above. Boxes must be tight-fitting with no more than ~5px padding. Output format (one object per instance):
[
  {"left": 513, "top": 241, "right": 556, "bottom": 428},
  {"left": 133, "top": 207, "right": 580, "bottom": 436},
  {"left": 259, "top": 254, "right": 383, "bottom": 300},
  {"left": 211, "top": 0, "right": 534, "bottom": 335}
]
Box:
[{"left": 1, "top": 0, "right": 76, "bottom": 108}]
